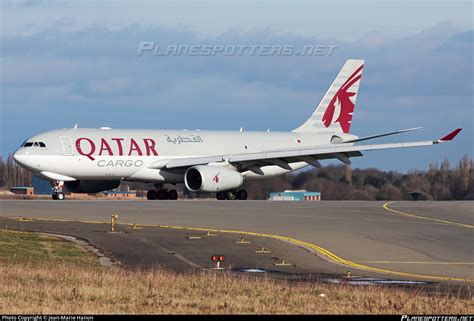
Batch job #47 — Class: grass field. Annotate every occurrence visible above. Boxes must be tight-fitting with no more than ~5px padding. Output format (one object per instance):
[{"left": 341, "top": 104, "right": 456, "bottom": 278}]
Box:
[
  {"left": 0, "top": 229, "right": 97, "bottom": 265},
  {"left": 0, "top": 228, "right": 472, "bottom": 314}
]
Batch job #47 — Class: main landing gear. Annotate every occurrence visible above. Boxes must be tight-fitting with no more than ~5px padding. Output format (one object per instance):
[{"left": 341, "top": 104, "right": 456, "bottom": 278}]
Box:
[
  {"left": 216, "top": 189, "right": 248, "bottom": 201},
  {"left": 51, "top": 180, "right": 65, "bottom": 200},
  {"left": 147, "top": 187, "right": 179, "bottom": 200}
]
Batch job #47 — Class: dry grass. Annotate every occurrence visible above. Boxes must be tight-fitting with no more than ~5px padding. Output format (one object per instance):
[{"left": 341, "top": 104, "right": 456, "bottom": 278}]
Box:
[
  {"left": 0, "top": 229, "right": 472, "bottom": 314},
  {"left": 0, "top": 263, "right": 472, "bottom": 314}
]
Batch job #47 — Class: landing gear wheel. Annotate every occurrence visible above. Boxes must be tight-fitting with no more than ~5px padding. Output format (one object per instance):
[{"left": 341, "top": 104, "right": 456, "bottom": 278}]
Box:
[
  {"left": 216, "top": 191, "right": 227, "bottom": 200},
  {"left": 157, "top": 189, "right": 168, "bottom": 200},
  {"left": 147, "top": 190, "right": 157, "bottom": 200},
  {"left": 168, "top": 189, "right": 178, "bottom": 200},
  {"left": 51, "top": 180, "right": 65, "bottom": 201},
  {"left": 237, "top": 189, "right": 248, "bottom": 200},
  {"left": 226, "top": 191, "right": 237, "bottom": 200}
]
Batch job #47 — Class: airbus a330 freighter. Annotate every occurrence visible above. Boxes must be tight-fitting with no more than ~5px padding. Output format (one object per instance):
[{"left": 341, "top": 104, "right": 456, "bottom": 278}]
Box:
[{"left": 14, "top": 59, "right": 461, "bottom": 200}]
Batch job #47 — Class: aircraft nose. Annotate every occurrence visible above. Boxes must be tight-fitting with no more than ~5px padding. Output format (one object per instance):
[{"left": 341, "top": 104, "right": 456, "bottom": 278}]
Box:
[
  {"left": 13, "top": 149, "right": 25, "bottom": 165},
  {"left": 13, "top": 149, "right": 21, "bottom": 163},
  {"left": 13, "top": 148, "right": 33, "bottom": 170}
]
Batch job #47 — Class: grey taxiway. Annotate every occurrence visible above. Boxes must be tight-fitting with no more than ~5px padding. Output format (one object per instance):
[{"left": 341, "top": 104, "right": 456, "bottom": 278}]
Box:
[{"left": 0, "top": 200, "right": 472, "bottom": 282}]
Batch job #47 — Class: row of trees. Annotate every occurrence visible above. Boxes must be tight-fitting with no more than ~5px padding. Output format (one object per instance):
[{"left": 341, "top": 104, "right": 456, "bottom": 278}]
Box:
[
  {"left": 1, "top": 152, "right": 472, "bottom": 200},
  {"left": 0, "top": 155, "right": 32, "bottom": 188},
  {"left": 244, "top": 154, "right": 474, "bottom": 200}
]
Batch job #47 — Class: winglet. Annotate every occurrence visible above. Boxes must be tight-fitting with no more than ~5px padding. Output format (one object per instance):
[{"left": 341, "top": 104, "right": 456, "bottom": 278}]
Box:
[{"left": 438, "top": 128, "right": 462, "bottom": 142}]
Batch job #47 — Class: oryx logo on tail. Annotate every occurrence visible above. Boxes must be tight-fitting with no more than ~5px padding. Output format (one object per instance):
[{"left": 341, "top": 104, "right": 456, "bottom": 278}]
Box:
[
  {"left": 322, "top": 64, "right": 363, "bottom": 133},
  {"left": 292, "top": 59, "right": 364, "bottom": 134}
]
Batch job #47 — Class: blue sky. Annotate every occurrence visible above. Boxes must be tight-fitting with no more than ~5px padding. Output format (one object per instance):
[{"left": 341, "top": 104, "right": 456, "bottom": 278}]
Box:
[{"left": 1, "top": 1, "right": 472, "bottom": 171}]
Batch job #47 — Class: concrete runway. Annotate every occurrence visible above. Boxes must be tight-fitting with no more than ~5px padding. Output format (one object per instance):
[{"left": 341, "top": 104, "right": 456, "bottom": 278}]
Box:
[{"left": 0, "top": 200, "right": 472, "bottom": 282}]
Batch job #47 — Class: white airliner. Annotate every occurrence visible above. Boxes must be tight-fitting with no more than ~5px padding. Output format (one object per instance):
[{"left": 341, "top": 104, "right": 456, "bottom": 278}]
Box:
[{"left": 14, "top": 59, "right": 461, "bottom": 200}]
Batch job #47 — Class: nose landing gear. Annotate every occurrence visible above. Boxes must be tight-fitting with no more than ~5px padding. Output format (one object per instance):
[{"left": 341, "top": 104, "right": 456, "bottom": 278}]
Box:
[{"left": 51, "top": 181, "right": 65, "bottom": 200}]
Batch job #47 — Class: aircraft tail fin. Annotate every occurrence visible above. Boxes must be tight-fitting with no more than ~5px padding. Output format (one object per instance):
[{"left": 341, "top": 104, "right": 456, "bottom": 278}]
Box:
[{"left": 293, "top": 59, "right": 365, "bottom": 134}]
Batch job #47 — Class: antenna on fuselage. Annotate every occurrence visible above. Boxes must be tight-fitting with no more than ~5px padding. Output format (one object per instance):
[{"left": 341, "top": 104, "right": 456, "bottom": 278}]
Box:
[
  {"left": 240, "top": 127, "right": 243, "bottom": 132},
  {"left": 74, "top": 124, "right": 78, "bottom": 129}
]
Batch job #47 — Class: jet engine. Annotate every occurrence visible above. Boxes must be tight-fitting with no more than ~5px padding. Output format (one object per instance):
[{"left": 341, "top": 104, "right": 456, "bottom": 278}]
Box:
[
  {"left": 184, "top": 165, "right": 243, "bottom": 192},
  {"left": 65, "top": 180, "right": 121, "bottom": 193}
]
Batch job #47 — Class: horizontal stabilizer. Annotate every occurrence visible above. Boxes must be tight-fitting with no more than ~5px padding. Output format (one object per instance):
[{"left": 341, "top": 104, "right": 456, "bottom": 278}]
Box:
[{"left": 342, "top": 127, "right": 422, "bottom": 143}]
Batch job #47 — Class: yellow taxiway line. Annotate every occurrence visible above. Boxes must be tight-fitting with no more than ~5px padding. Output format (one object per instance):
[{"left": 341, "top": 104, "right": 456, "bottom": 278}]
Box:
[
  {"left": 383, "top": 201, "right": 473, "bottom": 229},
  {"left": 154, "top": 224, "right": 473, "bottom": 282}
]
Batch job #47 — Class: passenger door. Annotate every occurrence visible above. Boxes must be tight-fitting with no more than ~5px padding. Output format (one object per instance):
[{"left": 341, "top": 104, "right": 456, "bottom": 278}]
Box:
[{"left": 60, "top": 136, "right": 74, "bottom": 156}]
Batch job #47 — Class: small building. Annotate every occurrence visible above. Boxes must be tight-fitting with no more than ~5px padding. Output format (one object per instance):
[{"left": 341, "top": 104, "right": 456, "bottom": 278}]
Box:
[
  {"left": 268, "top": 190, "right": 321, "bottom": 201},
  {"left": 10, "top": 187, "right": 34, "bottom": 195},
  {"left": 103, "top": 190, "right": 137, "bottom": 198}
]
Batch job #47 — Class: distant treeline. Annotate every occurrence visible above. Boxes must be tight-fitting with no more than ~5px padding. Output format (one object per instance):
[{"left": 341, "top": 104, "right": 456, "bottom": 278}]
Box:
[
  {"left": 0, "top": 155, "right": 32, "bottom": 188},
  {"left": 244, "top": 154, "right": 474, "bottom": 200},
  {"left": 1, "top": 153, "right": 472, "bottom": 200}
]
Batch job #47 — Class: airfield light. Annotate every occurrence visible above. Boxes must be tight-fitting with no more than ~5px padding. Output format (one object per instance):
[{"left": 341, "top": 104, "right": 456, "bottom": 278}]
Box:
[{"left": 211, "top": 255, "right": 225, "bottom": 269}]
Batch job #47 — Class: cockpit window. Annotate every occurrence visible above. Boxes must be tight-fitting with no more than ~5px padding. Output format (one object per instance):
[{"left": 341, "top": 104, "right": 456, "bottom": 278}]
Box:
[{"left": 22, "top": 141, "right": 46, "bottom": 148}]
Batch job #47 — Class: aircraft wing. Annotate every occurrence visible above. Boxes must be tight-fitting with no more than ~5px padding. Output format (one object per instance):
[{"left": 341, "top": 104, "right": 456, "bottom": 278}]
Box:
[{"left": 162, "top": 128, "right": 462, "bottom": 173}]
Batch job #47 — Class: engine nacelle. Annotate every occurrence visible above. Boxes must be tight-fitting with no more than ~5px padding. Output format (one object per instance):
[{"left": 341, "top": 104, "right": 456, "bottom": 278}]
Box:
[
  {"left": 65, "top": 180, "right": 121, "bottom": 193},
  {"left": 184, "top": 165, "right": 243, "bottom": 192}
]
